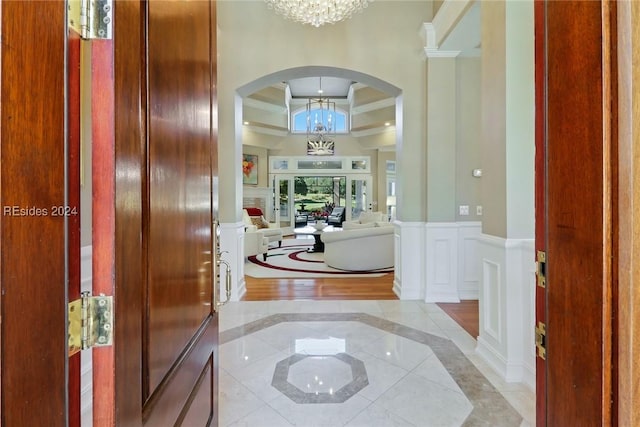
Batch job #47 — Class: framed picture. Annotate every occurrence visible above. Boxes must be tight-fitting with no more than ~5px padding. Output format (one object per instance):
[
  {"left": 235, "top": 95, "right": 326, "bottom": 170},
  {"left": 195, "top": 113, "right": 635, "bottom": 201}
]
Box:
[{"left": 242, "top": 154, "right": 258, "bottom": 185}]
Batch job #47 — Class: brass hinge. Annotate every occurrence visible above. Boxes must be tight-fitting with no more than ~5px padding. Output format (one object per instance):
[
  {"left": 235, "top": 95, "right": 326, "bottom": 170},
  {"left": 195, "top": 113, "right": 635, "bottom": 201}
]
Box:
[
  {"left": 68, "top": 0, "right": 113, "bottom": 40},
  {"left": 535, "top": 321, "right": 546, "bottom": 360},
  {"left": 536, "top": 250, "right": 546, "bottom": 288},
  {"left": 68, "top": 292, "right": 113, "bottom": 356}
]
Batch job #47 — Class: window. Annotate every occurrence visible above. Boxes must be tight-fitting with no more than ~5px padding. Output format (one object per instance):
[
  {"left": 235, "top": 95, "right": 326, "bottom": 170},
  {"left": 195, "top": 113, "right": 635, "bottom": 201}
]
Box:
[{"left": 291, "top": 107, "right": 348, "bottom": 133}]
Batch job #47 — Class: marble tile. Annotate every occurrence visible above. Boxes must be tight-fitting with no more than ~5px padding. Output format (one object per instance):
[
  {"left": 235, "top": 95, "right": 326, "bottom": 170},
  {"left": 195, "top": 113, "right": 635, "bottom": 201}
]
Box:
[
  {"left": 219, "top": 369, "right": 265, "bottom": 427},
  {"left": 501, "top": 391, "right": 536, "bottom": 425},
  {"left": 227, "top": 404, "right": 294, "bottom": 427},
  {"left": 360, "top": 332, "right": 434, "bottom": 371},
  {"left": 375, "top": 373, "right": 473, "bottom": 427},
  {"left": 272, "top": 353, "right": 368, "bottom": 404},
  {"left": 411, "top": 353, "right": 465, "bottom": 395},
  {"left": 377, "top": 311, "right": 448, "bottom": 338},
  {"left": 225, "top": 351, "right": 291, "bottom": 403},
  {"left": 251, "top": 322, "right": 323, "bottom": 353},
  {"left": 322, "top": 321, "right": 389, "bottom": 353},
  {"left": 376, "top": 300, "right": 426, "bottom": 313},
  {"left": 441, "top": 328, "right": 478, "bottom": 355},
  {"left": 267, "top": 393, "right": 373, "bottom": 427},
  {"left": 344, "top": 403, "right": 416, "bottom": 427},
  {"left": 349, "top": 350, "right": 409, "bottom": 401},
  {"left": 218, "top": 305, "right": 529, "bottom": 426},
  {"left": 219, "top": 335, "right": 282, "bottom": 372},
  {"left": 339, "top": 300, "right": 385, "bottom": 314}
]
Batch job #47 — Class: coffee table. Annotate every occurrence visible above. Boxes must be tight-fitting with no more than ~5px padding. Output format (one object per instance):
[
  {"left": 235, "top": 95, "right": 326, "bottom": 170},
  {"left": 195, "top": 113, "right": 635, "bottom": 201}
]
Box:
[{"left": 292, "top": 225, "right": 337, "bottom": 253}]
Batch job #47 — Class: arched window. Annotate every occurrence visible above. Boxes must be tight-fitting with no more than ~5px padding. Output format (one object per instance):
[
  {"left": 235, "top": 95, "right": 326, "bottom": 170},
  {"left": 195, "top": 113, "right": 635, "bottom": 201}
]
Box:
[{"left": 291, "top": 106, "right": 348, "bottom": 133}]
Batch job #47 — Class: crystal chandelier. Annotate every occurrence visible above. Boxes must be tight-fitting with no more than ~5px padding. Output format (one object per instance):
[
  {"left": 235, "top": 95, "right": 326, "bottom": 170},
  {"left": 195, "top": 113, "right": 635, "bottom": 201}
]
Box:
[{"left": 265, "top": 0, "right": 373, "bottom": 28}]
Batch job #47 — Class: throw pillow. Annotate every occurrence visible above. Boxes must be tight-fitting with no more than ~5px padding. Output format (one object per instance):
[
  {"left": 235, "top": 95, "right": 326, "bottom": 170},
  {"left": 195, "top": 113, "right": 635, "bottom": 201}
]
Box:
[
  {"left": 250, "top": 217, "right": 268, "bottom": 229},
  {"left": 343, "top": 221, "right": 376, "bottom": 230}
]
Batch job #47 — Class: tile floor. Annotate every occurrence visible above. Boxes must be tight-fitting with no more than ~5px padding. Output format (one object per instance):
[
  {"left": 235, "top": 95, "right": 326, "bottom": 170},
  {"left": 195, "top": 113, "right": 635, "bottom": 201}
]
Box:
[{"left": 219, "top": 300, "right": 535, "bottom": 427}]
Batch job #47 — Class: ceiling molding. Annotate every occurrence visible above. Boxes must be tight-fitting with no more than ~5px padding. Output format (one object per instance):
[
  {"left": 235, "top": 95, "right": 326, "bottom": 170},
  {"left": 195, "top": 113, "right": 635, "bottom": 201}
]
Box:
[
  {"left": 424, "top": 49, "right": 461, "bottom": 58},
  {"left": 351, "top": 97, "right": 396, "bottom": 115},
  {"left": 243, "top": 123, "right": 289, "bottom": 137},
  {"left": 243, "top": 97, "right": 288, "bottom": 114},
  {"left": 351, "top": 124, "right": 396, "bottom": 138}
]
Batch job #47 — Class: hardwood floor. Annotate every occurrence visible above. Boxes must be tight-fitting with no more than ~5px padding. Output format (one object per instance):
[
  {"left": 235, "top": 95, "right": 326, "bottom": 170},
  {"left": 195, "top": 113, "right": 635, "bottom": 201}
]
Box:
[
  {"left": 243, "top": 273, "right": 398, "bottom": 300},
  {"left": 242, "top": 272, "right": 479, "bottom": 338},
  {"left": 437, "top": 300, "right": 479, "bottom": 338}
]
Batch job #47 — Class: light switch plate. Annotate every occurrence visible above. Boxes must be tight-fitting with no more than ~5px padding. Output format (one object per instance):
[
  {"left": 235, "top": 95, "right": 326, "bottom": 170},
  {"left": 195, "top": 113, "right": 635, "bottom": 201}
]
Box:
[
  {"left": 476, "top": 205, "right": 483, "bottom": 216},
  {"left": 459, "top": 205, "right": 469, "bottom": 215}
]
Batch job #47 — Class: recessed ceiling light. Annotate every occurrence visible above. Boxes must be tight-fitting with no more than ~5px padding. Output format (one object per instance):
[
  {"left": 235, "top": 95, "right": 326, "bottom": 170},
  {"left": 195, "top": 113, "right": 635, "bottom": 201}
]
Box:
[
  {"left": 384, "top": 122, "right": 391, "bottom": 126},
  {"left": 243, "top": 121, "right": 250, "bottom": 125}
]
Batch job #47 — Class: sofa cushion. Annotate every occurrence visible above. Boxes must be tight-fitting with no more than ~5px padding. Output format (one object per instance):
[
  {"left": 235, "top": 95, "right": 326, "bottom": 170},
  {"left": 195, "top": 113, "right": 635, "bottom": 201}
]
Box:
[{"left": 357, "top": 211, "right": 382, "bottom": 224}]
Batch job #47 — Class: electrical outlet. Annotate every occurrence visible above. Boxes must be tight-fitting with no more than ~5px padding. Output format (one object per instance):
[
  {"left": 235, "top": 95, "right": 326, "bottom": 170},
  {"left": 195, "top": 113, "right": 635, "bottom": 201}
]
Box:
[
  {"left": 459, "top": 205, "right": 469, "bottom": 216},
  {"left": 476, "top": 205, "right": 483, "bottom": 216}
]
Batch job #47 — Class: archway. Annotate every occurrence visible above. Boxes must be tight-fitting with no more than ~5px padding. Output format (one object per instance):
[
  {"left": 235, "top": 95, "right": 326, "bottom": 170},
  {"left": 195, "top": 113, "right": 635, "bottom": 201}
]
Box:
[{"left": 230, "top": 66, "right": 404, "bottom": 300}]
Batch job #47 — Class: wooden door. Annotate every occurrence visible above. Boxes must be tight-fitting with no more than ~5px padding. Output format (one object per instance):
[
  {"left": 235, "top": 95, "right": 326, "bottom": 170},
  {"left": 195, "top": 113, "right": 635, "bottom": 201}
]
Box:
[
  {"left": 0, "top": 1, "right": 69, "bottom": 425},
  {"left": 92, "top": 1, "right": 220, "bottom": 425},
  {"left": 536, "top": 1, "right": 616, "bottom": 425}
]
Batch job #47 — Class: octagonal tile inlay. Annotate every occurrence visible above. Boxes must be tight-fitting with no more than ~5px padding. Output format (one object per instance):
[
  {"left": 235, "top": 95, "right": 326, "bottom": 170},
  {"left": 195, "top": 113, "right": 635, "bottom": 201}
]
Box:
[{"left": 272, "top": 353, "right": 368, "bottom": 404}]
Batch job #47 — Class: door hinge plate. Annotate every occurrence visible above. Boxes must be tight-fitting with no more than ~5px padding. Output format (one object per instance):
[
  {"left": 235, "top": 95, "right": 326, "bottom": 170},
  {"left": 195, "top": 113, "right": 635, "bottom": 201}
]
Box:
[
  {"left": 68, "top": 292, "right": 113, "bottom": 356},
  {"left": 536, "top": 250, "right": 546, "bottom": 288},
  {"left": 535, "top": 321, "right": 546, "bottom": 360},
  {"left": 68, "top": 0, "right": 112, "bottom": 40}
]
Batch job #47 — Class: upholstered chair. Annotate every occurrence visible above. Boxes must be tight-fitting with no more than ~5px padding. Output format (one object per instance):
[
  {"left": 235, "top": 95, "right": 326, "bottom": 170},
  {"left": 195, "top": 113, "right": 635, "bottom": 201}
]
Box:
[
  {"left": 243, "top": 208, "right": 283, "bottom": 247},
  {"left": 244, "top": 229, "right": 269, "bottom": 260}
]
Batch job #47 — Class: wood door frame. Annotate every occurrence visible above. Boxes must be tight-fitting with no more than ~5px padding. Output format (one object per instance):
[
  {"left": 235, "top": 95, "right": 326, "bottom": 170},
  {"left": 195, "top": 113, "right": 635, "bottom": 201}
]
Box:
[{"left": 615, "top": 2, "right": 640, "bottom": 425}]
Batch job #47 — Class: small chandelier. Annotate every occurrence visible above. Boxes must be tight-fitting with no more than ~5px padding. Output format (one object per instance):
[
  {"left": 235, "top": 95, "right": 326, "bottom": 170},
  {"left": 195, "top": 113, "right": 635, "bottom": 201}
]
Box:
[{"left": 265, "top": 0, "right": 373, "bottom": 28}]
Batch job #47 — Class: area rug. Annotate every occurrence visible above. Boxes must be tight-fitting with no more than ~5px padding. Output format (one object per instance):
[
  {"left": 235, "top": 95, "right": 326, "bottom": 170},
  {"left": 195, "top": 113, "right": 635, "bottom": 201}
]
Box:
[{"left": 245, "top": 239, "right": 394, "bottom": 278}]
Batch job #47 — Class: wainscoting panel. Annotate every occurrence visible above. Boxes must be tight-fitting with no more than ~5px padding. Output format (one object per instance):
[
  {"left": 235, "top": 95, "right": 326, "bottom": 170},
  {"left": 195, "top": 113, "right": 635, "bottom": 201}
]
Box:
[
  {"left": 482, "top": 259, "right": 502, "bottom": 342},
  {"left": 393, "top": 221, "right": 426, "bottom": 300},
  {"left": 476, "top": 235, "right": 535, "bottom": 389},
  {"left": 458, "top": 222, "right": 481, "bottom": 299},
  {"left": 220, "top": 221, "right": 247, "bottom": 301},
  {"left": 425, "top": 223, "right": 459, "bottom": 302}
]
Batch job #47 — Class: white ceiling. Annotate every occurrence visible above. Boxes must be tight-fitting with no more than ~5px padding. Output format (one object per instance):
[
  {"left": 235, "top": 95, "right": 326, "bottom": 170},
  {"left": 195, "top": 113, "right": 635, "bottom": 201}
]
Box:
[{"left": 287, "top": 76, "right": 354, "bottom": 98}]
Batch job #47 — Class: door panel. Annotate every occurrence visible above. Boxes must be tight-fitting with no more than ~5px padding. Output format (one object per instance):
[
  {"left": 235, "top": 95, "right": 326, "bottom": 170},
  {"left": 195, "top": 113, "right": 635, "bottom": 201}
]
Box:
[
  {"left": 92, "top": 0, "right": 219, "bottom": 425},
  {"left": 0, "top": 1, "right": 68, "bottom": 425},
  {"left": 145, "top": 0, "right": 216, "bottom": 403}
]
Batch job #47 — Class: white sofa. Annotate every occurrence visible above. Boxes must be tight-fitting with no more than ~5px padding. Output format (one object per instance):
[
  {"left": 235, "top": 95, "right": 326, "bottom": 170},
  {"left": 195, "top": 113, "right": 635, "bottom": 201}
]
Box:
[
  {"left": 320, "top": 225, "right": 394, "bottom": 271},
  {"left": 243, "top": 208, "right": 283, "bottom": 247}
]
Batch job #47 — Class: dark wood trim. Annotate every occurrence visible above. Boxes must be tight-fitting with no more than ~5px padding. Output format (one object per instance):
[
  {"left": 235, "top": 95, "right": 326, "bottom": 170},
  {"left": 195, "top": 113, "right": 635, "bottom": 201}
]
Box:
[
  {"left": 67, "top": 26, "right": 82, "bottom": 427},
  {"left": 533, "top": 1, "right": 547, "bottom": 424}
]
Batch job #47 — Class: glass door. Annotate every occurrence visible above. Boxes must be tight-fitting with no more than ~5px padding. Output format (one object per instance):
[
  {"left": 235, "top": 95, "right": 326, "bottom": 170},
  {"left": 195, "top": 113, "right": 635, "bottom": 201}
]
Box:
[
  {"left": 273, "top": 175, "right": 293, "bottom": 229},
  {"left": 348, "top": 175, "right": 373, "bottom": 221}
]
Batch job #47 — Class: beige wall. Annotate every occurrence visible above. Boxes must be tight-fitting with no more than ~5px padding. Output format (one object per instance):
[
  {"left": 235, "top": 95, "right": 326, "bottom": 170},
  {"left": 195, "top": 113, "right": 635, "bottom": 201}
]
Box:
[
  {"left": 481, "top": 1, "right": 534, "bottom": 239},
  {"left": 217, "top": 0, "right": 432, "bottom": 223},
  {"left": 455, "top": 57, "right": 482, "bottom": 222}
]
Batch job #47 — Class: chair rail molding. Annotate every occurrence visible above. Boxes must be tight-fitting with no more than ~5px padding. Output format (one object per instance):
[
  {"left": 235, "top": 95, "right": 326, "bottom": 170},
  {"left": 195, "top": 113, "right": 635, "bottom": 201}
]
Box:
[{"left": 475, "top": 234, "right": 536, "bottom": 390}]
